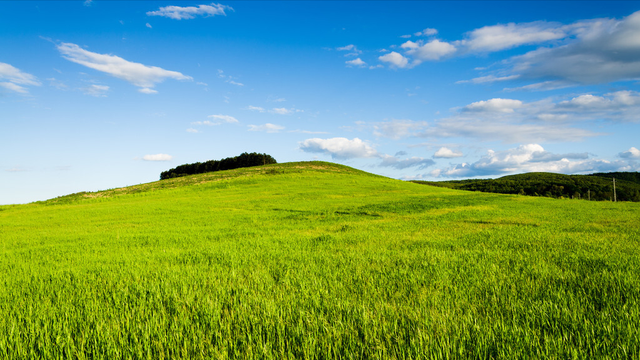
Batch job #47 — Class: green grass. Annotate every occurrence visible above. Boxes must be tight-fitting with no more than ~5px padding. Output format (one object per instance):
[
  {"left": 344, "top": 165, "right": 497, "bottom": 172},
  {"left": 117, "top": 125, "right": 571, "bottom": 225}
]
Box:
[{"left": 1, "top": 161, "right": 639, "bottom": 359}]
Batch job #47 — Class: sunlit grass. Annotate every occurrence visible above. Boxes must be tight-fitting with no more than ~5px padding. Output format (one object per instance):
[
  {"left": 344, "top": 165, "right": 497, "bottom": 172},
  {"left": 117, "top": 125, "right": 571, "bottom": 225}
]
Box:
[{"left": 1, "top": 161, "right": 638, "bottom": 358}]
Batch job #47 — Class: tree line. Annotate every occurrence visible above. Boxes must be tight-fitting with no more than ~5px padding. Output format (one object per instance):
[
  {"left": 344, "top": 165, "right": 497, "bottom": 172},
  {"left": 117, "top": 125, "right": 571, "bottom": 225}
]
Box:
[
  {"left": 160, "top": 152, "right": 277, "bottom": 180},
  {"left": 411, "top": 172, "right": 640, "bottom": 202}
]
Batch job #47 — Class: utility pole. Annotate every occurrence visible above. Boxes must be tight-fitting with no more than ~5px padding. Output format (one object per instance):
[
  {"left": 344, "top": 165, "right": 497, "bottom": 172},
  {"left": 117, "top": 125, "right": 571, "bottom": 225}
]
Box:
[
  {"left": 588, "top": 189, "right": 590, "bottom": 201},
  {"left": 613, "top": 178, "right": 617, "bottom": 202}
]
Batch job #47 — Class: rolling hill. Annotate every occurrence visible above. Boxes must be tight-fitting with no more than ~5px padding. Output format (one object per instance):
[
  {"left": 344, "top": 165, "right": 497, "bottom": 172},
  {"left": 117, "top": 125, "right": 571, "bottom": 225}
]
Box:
[{"left": 1, "top": 162, "right": 639, "bottom": 358}]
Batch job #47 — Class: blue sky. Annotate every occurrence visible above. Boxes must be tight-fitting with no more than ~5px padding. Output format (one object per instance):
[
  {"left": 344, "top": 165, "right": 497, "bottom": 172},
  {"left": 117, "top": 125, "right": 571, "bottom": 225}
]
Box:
[{"left": 2, "top": 1, "right": 640, "bottom": 204}]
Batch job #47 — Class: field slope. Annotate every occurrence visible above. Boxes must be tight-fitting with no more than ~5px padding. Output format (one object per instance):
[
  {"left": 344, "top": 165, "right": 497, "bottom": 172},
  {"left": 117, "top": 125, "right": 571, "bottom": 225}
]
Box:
[{"left": 1, "top": 161, "right": 639, "bottom": 359}]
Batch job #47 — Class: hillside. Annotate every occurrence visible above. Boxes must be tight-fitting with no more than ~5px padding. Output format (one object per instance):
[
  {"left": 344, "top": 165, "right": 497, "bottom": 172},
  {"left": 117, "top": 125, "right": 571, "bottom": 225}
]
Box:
[
  {"left": 412, "top": 171, "right": 640, "bottom": 202},
  {"left": 1, "top": 162, "right": 639, "bottom": 358}
]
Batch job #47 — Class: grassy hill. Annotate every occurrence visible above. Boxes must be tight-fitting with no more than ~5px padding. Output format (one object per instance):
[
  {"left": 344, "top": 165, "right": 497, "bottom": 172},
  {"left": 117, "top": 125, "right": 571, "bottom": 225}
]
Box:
[
  {"left": 1, "top": 161, "right": 639, "bottom": 358},
  {"left": 412, "top": 171, "right": 640, "bottom": 202}
]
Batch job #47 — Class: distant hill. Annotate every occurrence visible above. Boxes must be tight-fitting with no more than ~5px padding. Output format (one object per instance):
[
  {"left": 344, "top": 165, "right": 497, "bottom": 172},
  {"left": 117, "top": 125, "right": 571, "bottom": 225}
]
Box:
[{"left": 411, "top": 172, "right": 640, "bottom": 202}]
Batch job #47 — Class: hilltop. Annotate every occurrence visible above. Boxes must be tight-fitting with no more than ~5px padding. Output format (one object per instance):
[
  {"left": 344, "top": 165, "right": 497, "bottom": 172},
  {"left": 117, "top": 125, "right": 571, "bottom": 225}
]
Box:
[
  {"left": 1, "top": 162, "right": 639, "bottom": 358},
  {"left": 412, "top": 171, "right": 640, "bottom": 202}
]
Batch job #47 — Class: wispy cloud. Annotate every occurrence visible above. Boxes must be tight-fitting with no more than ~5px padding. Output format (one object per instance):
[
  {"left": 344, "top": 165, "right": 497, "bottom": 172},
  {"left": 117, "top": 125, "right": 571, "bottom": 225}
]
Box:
[
  {"left": 0, "top": 62, "right": 41, "bottom": 94},
  {"left": 191, "top": 114, "right": 239, "bottom": 126},
  {"left": 56, "top": 42, "right": 192, "bottom": 93},
  {"left": 82, "top": 84, "right": 109, "bottom": 97},
  {"left": 270, "top": 107, "right": 302, "bottom": 115},
  {"left": 147, "top": 3, "right": 233, "bottom": 20}
]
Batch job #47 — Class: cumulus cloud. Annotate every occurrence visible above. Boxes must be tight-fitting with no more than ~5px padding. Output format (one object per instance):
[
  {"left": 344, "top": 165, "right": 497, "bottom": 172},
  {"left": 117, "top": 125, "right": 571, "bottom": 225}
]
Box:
[
  {"left": 433, "top": 147, "right": 463, "bottom": 158},
  {"left": 346, "top": 58, "right": 366, "bottom": 67},
  {"left": 147, "top": 3, "right": 233, "bottom": 20},
  {"left": 619, "top": 147, "right": 640, "bottom": 159},
  {"left": 82, "top": 84, "right": 109, "bottom": 97},
  {"left": 248, "top": 123, "right": 284, "bottom": 133},
  {"left": 382, "top": 9, "right": 640, "bottom": 87},
  {"left": 406, "top": 39, "right": 457, "bottom": 62},
  {"left": 415, "top": 28, "right": 438, "bottom": 37},
  {"left": 143, "top": 154, "right": 173, "bottom": 161},
  {"left": 378, "top": 91, "right": 640, "bottom": 143},
  {"left": 0, "top": 62, "right": 40, "bottom": 94},
  {"left": 299, "top": 137, "right": 378, "bottom": 159},
  {"left": 378, "top": 51, "right": 409, "bottom": 68},
  {"left": 56, "top": 42, "right": 192, "bottom": 92},
  {"left": 433, "top": 144, "right": 632, "bottom": 178},
  {"left": 379, "top": 155, "right": 435, "bottom": 170}
]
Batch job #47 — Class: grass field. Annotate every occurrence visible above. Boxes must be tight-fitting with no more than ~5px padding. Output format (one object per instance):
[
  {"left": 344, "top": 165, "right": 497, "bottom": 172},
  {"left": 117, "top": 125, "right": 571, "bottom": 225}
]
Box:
[{"left": 1, "top": 161, "right": 639, "bottom": 359}]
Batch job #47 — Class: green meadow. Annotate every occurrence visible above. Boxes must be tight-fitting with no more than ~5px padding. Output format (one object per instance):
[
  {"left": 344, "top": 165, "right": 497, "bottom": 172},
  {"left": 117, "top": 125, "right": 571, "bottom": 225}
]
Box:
[{"left": 1, "top": 162, "right": 639, "bottom": 359}]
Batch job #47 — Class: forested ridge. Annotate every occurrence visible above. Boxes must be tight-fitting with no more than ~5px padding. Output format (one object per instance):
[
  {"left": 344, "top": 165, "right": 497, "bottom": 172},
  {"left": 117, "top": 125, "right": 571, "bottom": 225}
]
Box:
[
  {"left": 412, "top": 172, "right": 640, "bottom": 202},
  {"left": 160, "top": 152, "right": 277, "bottom": 180}
]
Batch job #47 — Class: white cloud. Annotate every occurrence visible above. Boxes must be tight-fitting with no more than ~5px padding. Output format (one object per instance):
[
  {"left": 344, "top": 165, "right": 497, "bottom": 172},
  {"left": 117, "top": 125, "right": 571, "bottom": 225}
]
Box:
[
  {"left": 462, "top": 98, "right": 523, "bottom": 113},
  {"left": 433, "top": 147, "right": 463, "bottom": 158},
  {"left": 299, "top": 137, "right": 378, "bottom": 159},
  {"left": 400, "top": 35, "right": 412, "bottom": 39},
  {"left": 186, "top": 128, "right": 200, "bottom": 133},
  {"left": 461, "top": 21, "right": 567, "bottom": 52},
  {"left": 247, "top": 105, "right": 265, "bottom": 112},
  {"left": 382, "top": 10, "right": 640, "bottom": 84},
  {"left": 270, "top": 107, "right": 302, "bottom": 115},
  {"left": 503, "top": 11, "right": 640, "bottom": 86},
  {"left": 337, "top": 44, "right": 357, "bottom": 51},
  {"left": 248, "top": 123, "right": 284, "bottom": 133},
  {"left": 503, "top": 80, "right": 574, "bottom": 92},
  {"left": 146, "top": 3, "right": 233, "bottom": 20},
  {"left": 378, "top": 52, "right": 409, "bottom": 68},
  {"left": 385, "top": 92, "right": 640, "bottom": 143},
  {"left": 0, "top": 82, "right": 28, "bottom": 94},
  {"left": 619, "top": 147, "right": 640, "bottom": 159},
  {"left": 400, "top": 41, "right": 419, "bottom": 50},
  {"left": 415, "top": 28, "right": 438, "bottom": 37},
  {"left": 227, "top": 80, "right": 244, "bottom": 86},
  {"left": 82, "top": 84, "right": 110, "bottom": 97},
  {"left": 0, "top": 62, "right": 41, "bottom": 94},
  {"left": 379, "top": 155, "right": 435, "bottom": 170},
  {"left": 406, "top": 39, "right": 457, "bottom": 61},
  {"left": 432, "top": 144, "right": 633, "bottom": 178},
  {"left": 146, "top": 23, "right": 152, "bottom": 28},
  {"left": 56, "top": 42, "right": 192, "bottom": 92},
  {"left": 346, "top": 58, "right": 366, "bottom": 67},
  {"left": 143, "top": 154, "right": 173, "bottom": 161},
  {"left": 207, "top": 114, "right": 238, "bottom": 124},
  {"left": 138, "top": 87, "right": 158, "bottom": 94}
]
